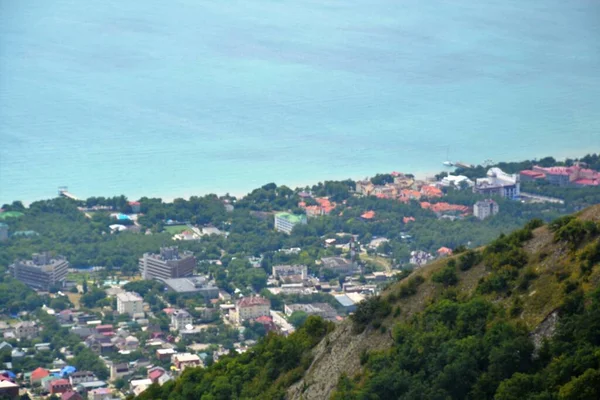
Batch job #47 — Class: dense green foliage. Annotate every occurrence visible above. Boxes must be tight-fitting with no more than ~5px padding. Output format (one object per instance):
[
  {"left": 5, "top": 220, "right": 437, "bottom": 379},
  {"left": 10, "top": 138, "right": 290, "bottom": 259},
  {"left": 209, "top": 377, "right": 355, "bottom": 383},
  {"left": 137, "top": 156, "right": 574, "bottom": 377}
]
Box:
[
  {"left": 335, "top": 283, "right": 600, "bottom": 400},
  {"left": 136, "top": 316, "right": 334, "bottom": 400},
  {"left": 332, "top": 214, "right": 600, "bottom": 400}
]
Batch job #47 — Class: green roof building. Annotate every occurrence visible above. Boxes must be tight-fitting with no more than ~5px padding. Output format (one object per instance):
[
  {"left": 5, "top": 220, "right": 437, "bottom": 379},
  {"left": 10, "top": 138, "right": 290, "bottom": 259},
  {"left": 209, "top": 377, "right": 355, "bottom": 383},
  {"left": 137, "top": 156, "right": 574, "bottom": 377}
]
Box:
[{"left": 274, "top": 212, "right": 307, "bottom": 234}]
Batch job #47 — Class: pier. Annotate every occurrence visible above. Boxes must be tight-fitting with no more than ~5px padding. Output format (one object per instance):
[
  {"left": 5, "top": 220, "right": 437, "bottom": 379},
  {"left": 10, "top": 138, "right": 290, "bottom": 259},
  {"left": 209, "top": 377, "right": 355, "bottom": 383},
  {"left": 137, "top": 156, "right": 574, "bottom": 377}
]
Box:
[{"left": 58, "top": 187, "right": 79, "bottom": 201}]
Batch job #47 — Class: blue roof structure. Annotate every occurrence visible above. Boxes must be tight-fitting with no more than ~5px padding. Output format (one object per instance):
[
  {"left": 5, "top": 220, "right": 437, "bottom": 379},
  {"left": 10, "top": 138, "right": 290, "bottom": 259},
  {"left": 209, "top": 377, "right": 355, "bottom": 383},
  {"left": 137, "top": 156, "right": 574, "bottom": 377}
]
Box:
[{"left": 60, "top": 366, "right": 77, "bottom": 377}]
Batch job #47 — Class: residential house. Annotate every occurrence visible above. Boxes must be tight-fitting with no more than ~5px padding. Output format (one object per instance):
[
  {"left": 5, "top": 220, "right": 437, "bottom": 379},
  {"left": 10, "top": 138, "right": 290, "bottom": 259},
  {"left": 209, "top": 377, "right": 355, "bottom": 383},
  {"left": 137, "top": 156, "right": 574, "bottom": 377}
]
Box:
[
  {"left": 355, "top": 180, "right": 374, "bottom": 195},
  {"left": 172, "top": 353, "right": 202, "bottom": 371},
  {"left": 437, "top": 247, "right": 453, "bottom": 257},
  {"left": 410, "top": 251, "right": 434, "bottom": 267},
  {"left": 231, "top": 296, "right": 271, "bottom": 324},
  {"left": 95, "top": 325, "right": 113, "bottom": 335},
  {"left": 89, "top": 388, "right": 114, "bottom": 400},
  {"left": 156, "top": 348, "right": 177, "bottom": 361},
  {"left": 110, "top": 363, "right": 130, "bottom": 380},
  {"left": 128, "top": 201, "right": 141, "bottom": 213},
  {"left": 14, "top": 321, "right": 38, "bottom": 339},
  {"left": 49, "top": 379, "right": 72, "bottom": 395},
  {"left": 123, "top": 336, "right": 139, "bottom": 351},
  {"left": 0, "top": 381, "right": 18, "bottom": 399},
  {"left": 61, "top": 391, "right": 84, "bottom": 400},
  {"left": 473, "top": 199, "right": 499, "bottom": 220},
  {"left": 30, "top": 367, "right": 50, "bottom": 385},
  {"left": 130, "top": 379, "right": 153, "bottom": 395},
  {"left": 69, "top": 371, "right": 96, "bottom": 385},
  {"left": 171, "top": 310, "right": 193, "bottom": 331},
  {"left": 147, "top": 367, "right": 169, "bottom": 384},
  {"left": 85, "top": 334, "right": 113, "bottom": 355}
]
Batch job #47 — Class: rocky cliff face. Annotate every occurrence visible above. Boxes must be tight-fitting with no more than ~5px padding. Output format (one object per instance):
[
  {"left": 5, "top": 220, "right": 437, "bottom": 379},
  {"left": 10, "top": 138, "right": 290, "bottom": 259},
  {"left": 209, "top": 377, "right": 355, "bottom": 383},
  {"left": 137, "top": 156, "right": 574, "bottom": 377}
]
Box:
[{"left": 288, "top": 320, "right": 392, "bottom": 400}]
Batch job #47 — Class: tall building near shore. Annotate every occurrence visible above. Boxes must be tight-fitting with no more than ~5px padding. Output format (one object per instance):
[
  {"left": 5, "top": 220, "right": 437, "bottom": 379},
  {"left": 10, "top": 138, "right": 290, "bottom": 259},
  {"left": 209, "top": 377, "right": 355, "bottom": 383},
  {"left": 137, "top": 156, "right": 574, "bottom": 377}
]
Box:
[
  {"left": 274, "top": 212, "right": 307, "bottom": 234},
  {"left": 116, "top": 292, "right": 143, "bottom": 316},
  {"left": 473, "top": 168, "right": 520, "bottom": 199},
  {"left": 473, "top": 199, "right": 499, "bottom": 220},
  {"left": 10, "top": 252, "right": 69, "bottom": 290},
  {"left": 139, "top": 246, "right": 195, "bottom": 280}
]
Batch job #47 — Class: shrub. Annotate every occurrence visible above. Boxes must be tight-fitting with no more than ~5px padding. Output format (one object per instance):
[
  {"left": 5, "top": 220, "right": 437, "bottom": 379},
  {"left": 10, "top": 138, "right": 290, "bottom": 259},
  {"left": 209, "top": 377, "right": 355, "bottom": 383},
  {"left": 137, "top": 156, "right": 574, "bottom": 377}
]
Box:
[
  {"left": 432, "top": 265, "right": 459, "bottom": 287},
  {"left": 351, "top": 296, "right": 392, "bottom": 333},
  {"left": 397, "top": 275, "right": 425, "bottom": 298},
  {"left": 458, "top": 250, "right": 482, "bottom": 271}
]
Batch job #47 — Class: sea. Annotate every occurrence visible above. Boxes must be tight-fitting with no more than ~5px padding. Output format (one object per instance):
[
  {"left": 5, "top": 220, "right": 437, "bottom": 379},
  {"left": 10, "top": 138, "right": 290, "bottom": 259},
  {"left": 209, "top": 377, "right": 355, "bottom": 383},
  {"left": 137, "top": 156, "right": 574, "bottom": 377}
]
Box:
[{"left": 1, "top": 0, "right": 599, "bottom": 204}]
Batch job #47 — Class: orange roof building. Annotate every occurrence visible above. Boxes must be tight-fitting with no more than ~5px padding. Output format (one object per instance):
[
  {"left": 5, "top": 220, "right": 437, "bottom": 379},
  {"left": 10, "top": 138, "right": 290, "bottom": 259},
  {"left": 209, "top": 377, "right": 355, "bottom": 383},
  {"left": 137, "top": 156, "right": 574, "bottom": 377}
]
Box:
[
  {"left": 30, "top": 367, "right": 50, "bottom": 384},
  {"left": 403, "top": 216, "right": 415, "bottom": 224},
  {"left": 437, "top": 247, "right": 453, "bottom": 256},
  {"left": 420, "top": 185, "right": 443, "bottom": 198},
  {"left": 421, "top": 202, "right": 470, "bottom": 214},
  {"left": 399, "top": 189, "right": 421, "bottom": 202},
  {"left": 361, "top": 211, "right": 376, "bottom": 220}
]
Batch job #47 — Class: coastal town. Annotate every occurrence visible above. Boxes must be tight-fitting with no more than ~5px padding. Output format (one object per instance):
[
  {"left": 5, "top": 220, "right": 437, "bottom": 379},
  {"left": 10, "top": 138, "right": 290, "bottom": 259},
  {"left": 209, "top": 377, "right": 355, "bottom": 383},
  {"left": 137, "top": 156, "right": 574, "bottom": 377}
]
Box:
[{"left": 0, "top": 156, "right": 599, "bottom": 399}]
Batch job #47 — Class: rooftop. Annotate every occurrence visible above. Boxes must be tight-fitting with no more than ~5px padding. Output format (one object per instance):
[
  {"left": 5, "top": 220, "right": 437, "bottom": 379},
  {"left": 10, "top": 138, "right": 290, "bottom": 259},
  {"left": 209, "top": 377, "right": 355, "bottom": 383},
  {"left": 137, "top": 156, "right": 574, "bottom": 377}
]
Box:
[
  {"left": 116, "top": 292, "right": 142, "bottom": 302},
  {"left": 275, "top": 212, "right": 306, "bottom": 224},
  {"left": 173, "top": 353, "right": 200, "bottom": 362},
  {"left": 162, "top": 276, "right": 216, "bottom": 293},
  {"left": 237, "top": 296, "right": 270, "bottom": 308},
  {"left": 361, "top": 211, "right": 375, "bottom": 219}
]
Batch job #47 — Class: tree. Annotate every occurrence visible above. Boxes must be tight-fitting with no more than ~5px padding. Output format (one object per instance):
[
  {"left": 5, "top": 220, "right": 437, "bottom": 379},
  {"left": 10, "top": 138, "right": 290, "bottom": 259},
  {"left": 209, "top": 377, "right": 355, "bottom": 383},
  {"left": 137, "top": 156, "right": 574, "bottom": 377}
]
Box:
[{"left": 288, "top": 311, "right": 309, "bottom": 328}]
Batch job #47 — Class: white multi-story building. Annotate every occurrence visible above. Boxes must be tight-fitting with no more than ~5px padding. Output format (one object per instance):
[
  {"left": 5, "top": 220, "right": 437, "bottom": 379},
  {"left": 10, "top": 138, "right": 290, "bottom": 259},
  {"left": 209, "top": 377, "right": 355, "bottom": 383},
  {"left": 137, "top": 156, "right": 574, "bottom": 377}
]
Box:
[
  {"left": 474, "top": 168, "right": 520, "bottom": 199},
  {"left": 116, "top": 292, "right": 143, "bottom": 316},
  {"left": 274, "top": 213, "right": 307, "bottom": 234},
  {"left": 171, "top": 310, "right": 193, "bottom": 331},
  {"left": 10, "top": 252, "right": 69, "bottom": 290},
  {"left": 232, "top": 296, "right": 271, "bottom": 324},
  {"left": 139, "top": 246, "right": 196, "bottom": 280},
  {"left": 473, "top": 199, "right": 499, "bottom": 220},
  {"left": 272, "top": 265, "right": 307, "bottom": 280}
]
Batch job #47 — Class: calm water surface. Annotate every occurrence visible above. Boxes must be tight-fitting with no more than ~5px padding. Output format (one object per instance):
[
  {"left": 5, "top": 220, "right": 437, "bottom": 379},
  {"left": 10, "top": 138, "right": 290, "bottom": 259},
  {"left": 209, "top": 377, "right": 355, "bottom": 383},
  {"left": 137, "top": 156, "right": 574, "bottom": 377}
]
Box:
[{"left": 1, "top": 0, "right": 599, "bottom": 203}]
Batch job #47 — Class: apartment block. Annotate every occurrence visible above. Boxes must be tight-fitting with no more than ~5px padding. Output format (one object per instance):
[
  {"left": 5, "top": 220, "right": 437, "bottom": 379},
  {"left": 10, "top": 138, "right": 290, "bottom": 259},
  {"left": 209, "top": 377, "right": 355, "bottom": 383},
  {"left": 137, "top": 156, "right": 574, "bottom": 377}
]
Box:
[{"left": 139, "top": 247, "right": 195, "bottom": 280}]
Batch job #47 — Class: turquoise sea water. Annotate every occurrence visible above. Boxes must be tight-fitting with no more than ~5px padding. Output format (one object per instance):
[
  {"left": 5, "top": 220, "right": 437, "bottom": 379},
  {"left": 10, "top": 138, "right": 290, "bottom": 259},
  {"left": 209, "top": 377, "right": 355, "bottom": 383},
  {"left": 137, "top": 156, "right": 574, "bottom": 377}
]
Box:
[{"left": 1, "top": 0, "right": 599, "bottom": 204}]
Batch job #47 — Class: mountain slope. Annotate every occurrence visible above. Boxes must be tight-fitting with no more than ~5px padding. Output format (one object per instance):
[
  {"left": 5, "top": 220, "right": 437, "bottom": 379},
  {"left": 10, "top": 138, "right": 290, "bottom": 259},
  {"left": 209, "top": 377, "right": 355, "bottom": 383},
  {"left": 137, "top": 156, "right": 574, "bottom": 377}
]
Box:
[{"left": 290, "top": 205, "right": 600, "bottom": 399}]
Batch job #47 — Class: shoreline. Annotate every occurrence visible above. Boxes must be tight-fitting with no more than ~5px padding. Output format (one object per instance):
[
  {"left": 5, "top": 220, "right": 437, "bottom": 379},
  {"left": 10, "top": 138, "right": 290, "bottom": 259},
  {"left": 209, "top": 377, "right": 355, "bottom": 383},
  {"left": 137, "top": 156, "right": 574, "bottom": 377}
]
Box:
[{"left": 5, "top": 150, "right": 595, "bottom": 207}]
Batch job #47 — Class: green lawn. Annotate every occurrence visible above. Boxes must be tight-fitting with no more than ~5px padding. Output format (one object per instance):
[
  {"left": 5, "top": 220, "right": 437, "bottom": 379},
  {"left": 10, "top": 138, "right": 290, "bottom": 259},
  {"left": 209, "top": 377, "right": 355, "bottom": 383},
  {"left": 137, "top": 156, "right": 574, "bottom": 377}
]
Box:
[{"left": 164, "top": 224, "right": 189, "bottom": 234}]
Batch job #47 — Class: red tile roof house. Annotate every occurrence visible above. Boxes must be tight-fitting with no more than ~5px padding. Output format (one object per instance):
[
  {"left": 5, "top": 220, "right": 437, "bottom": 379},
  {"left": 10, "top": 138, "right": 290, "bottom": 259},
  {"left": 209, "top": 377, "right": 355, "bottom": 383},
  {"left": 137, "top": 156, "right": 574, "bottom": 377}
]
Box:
[
  {"left": 49, "top": 379, "right": 72, "bottom": 395},
  {"left": 62, "top": 390, "right": 84, "bottom": 400},
  {"left": 95, "top": 325, "right": 113, "bottom": 334},
  {"left": 30, "top": 367, "right": 50, "bottom": 385},
  {"left": 128, "top": 201, "right": 141, "bottom": 213},
  {"left": 148, "top": 367, "right": 166, "bottom": 384},
  {"left": 519, "top": 169, "right": 546, "bottom": 182}
]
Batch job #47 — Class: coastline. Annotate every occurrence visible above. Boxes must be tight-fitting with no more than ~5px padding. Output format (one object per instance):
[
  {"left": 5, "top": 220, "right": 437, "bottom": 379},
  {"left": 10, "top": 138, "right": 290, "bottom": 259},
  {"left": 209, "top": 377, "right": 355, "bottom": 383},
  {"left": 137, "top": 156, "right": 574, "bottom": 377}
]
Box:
[{"left": 4, "top": 150, "right": 595, "bottom": 207}]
